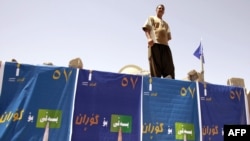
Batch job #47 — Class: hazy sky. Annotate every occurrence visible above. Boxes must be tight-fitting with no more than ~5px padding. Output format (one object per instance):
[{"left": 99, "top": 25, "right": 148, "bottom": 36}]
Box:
[{"left": 0, "top": 0, "right": 249, "bottom": 90}]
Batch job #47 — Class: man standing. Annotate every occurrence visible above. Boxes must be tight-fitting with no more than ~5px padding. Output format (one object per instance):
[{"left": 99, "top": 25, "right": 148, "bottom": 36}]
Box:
[{"left": 142, "top": 4, "right": 175, "bottom": 79}]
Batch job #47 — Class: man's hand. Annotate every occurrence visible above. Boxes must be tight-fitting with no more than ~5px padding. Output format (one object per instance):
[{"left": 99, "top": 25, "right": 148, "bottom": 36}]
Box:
[{"left": 148, "top": 38, "right": 154, "bottom": 47}]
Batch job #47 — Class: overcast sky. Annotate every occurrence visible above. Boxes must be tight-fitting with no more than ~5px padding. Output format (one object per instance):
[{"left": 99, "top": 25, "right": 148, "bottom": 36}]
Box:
[{"left": 0, "top": 0, "right": 249, "bottom": 91}]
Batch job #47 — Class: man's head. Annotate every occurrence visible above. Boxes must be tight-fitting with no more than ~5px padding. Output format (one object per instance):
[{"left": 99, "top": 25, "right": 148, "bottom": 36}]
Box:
[{"left": 156, "top": 4, "right": 165, "bottom": 18}]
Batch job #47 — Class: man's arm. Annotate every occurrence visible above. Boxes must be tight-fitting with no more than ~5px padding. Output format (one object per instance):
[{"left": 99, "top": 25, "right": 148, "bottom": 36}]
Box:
[
  {"left": 142, "top": 16, "right": 155, "bottom": 47},
  {"left": 143, "top": 29, "right": 154, "bottom": 47}
]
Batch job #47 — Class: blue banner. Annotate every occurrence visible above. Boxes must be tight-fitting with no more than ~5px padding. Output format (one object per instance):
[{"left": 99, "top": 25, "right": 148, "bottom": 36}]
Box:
[
  {"left": 0, "top": 62, "right": 77, "bottom": 141},
  {"left": 71, "top": 69, "right": 142, "bottom": 141},
  {"left": 199, "top": 82, "right": 247, "bottom": 141},
  {"left": 142, "top": 76, "right": 200, "bottom": 141}
]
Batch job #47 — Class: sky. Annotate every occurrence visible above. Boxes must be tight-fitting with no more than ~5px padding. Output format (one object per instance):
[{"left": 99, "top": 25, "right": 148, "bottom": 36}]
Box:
[{"left": 0, "top": 0, "right": 249, "bottom": 91}]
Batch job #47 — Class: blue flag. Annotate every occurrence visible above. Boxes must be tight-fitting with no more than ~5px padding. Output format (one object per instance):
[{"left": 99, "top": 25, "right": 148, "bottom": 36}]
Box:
[{"left": 193, "top": 42, "right": 205, "bottom": 63}]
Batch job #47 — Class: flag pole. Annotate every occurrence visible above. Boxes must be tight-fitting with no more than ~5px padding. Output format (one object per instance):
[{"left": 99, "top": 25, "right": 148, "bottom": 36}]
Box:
[
  {"left": 200, "top": 38, "right": 204, "bottom": 78},
  {"left": 200, "top": 38, "right": 207, "bottom": 96}
]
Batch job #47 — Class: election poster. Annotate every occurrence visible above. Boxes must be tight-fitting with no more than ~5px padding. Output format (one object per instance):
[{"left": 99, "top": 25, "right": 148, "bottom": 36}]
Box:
[
  {"left": 0, "top": 62, "right": 77, "bottom": 141},
  {"left": 142, "top": 76, "right": 200, "bottom": 141},
  {"left": 199, "top": 82, "right": 247, "bottom": 141},
  {"left": 71, "top": 69, "right": 142, "bottom": 141}
]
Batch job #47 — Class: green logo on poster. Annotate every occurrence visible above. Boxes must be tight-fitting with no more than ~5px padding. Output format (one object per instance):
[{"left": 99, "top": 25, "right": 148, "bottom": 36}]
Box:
[
  {"left": 36, "top": 109, "right": 62, "bottom": 128},
  {"left": 175, "top": 122, "right": 195, "bottom": 140},
  {"left": 110, "top": 114, "right": 132, "bottom": 133}
]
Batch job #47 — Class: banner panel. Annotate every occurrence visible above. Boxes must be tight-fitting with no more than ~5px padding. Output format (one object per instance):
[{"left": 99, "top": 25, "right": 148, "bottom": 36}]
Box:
[
  {"left": 199, "top": 83, "right": 247, "bottom": 141},
  {"left": 142, "top": 76, "right": 200, "bottom": 141},
  {"left": 71, "top": 70, "right": 142, "bottom": 141},
  {"left": 0, "top": 62, "right": 77, "bottom": 141}
]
